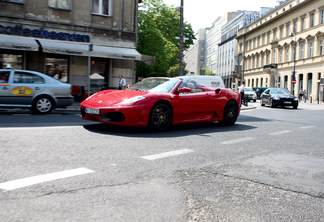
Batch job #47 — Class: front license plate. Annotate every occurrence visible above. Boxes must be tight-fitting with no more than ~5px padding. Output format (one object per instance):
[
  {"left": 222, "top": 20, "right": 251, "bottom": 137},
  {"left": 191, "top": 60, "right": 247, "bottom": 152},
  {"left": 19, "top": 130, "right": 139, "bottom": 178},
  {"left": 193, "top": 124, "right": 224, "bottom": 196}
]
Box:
[
  {"left": 85, "top": 108, "right": 100, "bottom": 114},
  {"left": 284, "top": 101, "right": 291, "bottom": 104}
]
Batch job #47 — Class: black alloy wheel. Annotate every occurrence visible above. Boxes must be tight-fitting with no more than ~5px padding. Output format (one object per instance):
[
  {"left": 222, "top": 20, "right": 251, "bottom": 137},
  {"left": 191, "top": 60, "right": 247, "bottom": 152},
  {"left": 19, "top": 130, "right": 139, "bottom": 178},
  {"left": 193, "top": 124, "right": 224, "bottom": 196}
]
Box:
[
  {"left": 220, "top": 101, "right": 238, "bottom": 126},
  {"left": 270, "top": 99, "right": 276, "bottom": 108},
  {"left": 32, "top": 96, "right": 54, "bottom": 114},
  {"left": 149, "top": 102, "right": 172, "bottom": 131}
]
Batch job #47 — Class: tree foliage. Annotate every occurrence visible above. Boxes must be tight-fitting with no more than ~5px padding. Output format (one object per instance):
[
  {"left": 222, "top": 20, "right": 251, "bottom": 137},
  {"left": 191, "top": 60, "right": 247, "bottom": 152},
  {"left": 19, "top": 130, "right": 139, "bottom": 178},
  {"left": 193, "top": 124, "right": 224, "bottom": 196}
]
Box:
[{"left": 137, "top": 0, "right": 195, "bottom": 78}]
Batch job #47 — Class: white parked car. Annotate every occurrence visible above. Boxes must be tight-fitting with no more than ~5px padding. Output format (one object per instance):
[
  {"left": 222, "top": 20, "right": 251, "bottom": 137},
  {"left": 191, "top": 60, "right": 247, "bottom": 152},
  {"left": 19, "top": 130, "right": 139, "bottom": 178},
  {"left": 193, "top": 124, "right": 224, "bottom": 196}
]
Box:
[
  {"left": 244, "top": 87, "right": 257, "bottom": 102},
  {"left": 0, "top": 69, "right": 73, "bottom": 113}
]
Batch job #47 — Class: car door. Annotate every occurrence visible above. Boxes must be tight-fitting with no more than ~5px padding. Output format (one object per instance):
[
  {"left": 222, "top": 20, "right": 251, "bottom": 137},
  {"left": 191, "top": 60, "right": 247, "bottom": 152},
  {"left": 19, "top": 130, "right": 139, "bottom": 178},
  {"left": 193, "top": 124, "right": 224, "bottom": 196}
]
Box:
[
  {"left": 0, "top": 70, "right": 12, "bottom": 105},
  {"left": 173, "top": 79, "right": 211, "bottom": 122},
  {"left": 262, "top": 89, "right": 271, "bottom": 105},
  {"left": 6, "top": 71, "right": 46, "bottom": 105}
]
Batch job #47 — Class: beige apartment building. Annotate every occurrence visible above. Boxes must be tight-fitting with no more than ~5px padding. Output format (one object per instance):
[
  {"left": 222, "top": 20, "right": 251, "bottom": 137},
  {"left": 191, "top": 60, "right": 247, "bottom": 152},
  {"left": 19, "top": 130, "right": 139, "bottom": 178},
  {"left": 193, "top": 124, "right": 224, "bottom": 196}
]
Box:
[{"left": 237, "top": 0, "right": 324, "bottom": 102}]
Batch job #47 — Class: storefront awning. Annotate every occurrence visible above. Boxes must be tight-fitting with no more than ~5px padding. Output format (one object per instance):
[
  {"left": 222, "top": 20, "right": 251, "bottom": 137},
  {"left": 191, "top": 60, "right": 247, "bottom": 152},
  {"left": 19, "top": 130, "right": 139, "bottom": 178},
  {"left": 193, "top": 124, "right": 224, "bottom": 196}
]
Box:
[
  {"left": 91, "top": 45, "right": 142, "bottom": 60},
  {"left": 0, "top": 35, "right": 39, "bottom": 51},
  {"left": 37, "top": 39, "right": 142, "bottom": 60},
  {"left": 37, "top": 39, "right": 89, "bottom": 56}
]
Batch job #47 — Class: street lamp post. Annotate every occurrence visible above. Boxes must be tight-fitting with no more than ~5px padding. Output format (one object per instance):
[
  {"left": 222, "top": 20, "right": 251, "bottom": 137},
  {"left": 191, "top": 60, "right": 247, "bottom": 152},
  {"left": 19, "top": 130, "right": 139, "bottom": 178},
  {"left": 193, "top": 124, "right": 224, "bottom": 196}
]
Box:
[
  {"left": 179, "top": 0, "right": 184, "bottom": 76},
  {"left": 291, "top": 32, "right": 297, "bottom": 95}
]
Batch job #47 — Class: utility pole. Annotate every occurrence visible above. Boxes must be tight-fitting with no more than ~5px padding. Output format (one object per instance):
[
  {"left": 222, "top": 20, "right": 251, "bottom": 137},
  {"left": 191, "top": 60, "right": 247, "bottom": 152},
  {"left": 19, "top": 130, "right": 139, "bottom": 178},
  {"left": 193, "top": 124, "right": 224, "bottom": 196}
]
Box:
[{"left": 179, "top": 0, "right": 184, "bottom": 76}]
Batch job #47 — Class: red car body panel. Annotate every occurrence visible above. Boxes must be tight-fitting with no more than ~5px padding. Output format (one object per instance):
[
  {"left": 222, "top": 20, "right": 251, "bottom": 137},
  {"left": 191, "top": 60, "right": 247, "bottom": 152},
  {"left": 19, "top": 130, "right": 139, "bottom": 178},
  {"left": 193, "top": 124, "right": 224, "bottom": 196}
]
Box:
[{"left": 80, "top": 78, "right": 241, "bottom": 127}]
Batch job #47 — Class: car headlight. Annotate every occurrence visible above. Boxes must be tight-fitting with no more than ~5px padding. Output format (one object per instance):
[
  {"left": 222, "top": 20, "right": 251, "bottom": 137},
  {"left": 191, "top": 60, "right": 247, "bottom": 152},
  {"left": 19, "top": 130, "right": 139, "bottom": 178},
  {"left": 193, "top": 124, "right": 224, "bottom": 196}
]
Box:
[
  {"left": 294, "top": 98, "right": 298, "bottom": 101},
  {"left": 273, "top": 97, "right": 280, "bottom": 100},
  {"left": 120, "top": 96, "right": 145, "bottom": 104}
]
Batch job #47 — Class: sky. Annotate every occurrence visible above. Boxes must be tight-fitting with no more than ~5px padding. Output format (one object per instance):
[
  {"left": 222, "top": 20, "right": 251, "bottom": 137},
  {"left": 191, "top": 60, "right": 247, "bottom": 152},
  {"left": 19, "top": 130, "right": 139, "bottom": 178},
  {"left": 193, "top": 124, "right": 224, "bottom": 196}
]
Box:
[{"left": 163, "top": 0, "right": 279, "bottom": 32}]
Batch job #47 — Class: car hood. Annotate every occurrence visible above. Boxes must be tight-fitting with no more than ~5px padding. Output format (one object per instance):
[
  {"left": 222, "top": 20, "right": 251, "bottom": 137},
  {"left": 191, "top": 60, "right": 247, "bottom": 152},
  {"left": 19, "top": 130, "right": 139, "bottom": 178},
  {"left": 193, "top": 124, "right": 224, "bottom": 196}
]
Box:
[
  {"left": 81, "top": 90, "right": 150, "bottom": 107},
  {"left": 272, "top": 94, "right": 295, "bottom": 98}
]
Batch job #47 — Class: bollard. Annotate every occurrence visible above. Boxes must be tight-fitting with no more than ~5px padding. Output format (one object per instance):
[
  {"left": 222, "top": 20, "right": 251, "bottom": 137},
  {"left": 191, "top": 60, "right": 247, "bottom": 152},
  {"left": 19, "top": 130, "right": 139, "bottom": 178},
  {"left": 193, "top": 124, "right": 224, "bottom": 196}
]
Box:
[{"left": 310, "top": 96, "right": 312, "bottom": 103}]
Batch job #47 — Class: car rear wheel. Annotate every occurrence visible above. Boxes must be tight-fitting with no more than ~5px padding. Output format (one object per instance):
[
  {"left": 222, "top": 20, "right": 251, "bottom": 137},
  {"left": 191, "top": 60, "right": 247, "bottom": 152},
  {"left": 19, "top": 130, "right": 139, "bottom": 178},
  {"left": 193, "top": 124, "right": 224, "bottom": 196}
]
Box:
[
  {"left": 293, "top": 105, "right": 298, "bottom": 109},
  {"left": 220, "top": 101, "right": 238, "bottom": 126},
  {"left": 32, "top": 96, "right": 54, "bottom": 114},
  {"left": 149, "top": 102, "right": 172, "bottom": 131}
]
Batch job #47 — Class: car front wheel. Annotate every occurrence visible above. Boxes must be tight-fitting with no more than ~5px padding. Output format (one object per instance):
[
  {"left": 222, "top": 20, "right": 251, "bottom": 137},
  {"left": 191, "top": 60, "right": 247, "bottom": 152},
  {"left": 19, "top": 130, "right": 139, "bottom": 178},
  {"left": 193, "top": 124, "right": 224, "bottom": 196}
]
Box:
[
  {"left": 220, "top": 101, "right": 238, "bottom": 126},
  {"left": 32, "top": 96, "right": 54, "bottom": 114},
  {"left": 149, "top": 102, "right": 172, "bottom": 131}
]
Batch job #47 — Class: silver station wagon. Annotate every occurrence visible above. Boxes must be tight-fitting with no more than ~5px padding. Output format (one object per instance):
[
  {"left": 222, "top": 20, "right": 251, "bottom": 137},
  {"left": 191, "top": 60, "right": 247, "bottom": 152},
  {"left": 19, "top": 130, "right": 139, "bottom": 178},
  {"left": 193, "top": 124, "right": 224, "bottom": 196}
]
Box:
[{"left": 0, "top": 69, "right": 73, "bottom": 113}]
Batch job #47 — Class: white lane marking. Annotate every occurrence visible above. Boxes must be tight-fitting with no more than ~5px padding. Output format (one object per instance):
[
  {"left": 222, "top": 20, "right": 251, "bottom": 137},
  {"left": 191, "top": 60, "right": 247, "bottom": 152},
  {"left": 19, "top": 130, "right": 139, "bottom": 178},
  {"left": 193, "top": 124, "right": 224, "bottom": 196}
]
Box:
[
  {"left": 300, "top": 126, "right": 315, "bottom": 129},
  {"left": 220, "top": 137, "right": 254, "bottom": 145},
  {"left": 142, "top": 149, "right": 194, "bottom": 160},
  {"left": 0, "top": 126, "right": 82, "bottom": 131},
  {"left": 0, "top": 167, "right": 95, "bottom": 191},
  {"left": 269, "top": 130, "right": 291, "bottom": 136}
]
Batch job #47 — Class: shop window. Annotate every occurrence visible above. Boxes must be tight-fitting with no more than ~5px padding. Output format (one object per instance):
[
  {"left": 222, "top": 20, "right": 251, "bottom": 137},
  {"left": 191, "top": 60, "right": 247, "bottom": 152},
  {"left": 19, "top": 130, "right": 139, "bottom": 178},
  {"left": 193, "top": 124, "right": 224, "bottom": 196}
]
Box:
[
  {"left": 48, "top": 0, "right": 71, "bottom": 10},
  {"left": 0, "top": 0, "right": 24, "bottom": 3},
  {"left": 0, "top": 53, "right": 23, "bottom": 69},
  {"left": 45, "top": 57, "right": 68, "bottom": 83},
  {"left": 92, "top": 0, "right": 113, "bottom": 16}
]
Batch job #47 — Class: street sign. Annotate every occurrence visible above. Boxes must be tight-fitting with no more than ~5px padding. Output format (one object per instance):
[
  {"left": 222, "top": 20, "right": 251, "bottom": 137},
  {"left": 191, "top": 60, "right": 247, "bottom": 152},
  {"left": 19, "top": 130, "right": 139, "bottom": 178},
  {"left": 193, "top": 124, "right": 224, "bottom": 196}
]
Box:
[{"left": 292, "top": 79, "right": 296, "bottom": 84}]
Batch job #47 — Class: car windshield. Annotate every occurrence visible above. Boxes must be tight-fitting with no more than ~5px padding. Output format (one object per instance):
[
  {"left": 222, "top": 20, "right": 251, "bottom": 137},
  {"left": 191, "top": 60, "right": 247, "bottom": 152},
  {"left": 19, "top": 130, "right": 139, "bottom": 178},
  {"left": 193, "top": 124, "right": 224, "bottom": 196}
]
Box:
[
  {"left": 245, "top": 87, "right": 253, "bottom": 92},
  {"left": 127, "top": 78, "right": 180, "bottom": 93},
  {"left": 270, "top": 88, "right": 291, "bottom": 95}
]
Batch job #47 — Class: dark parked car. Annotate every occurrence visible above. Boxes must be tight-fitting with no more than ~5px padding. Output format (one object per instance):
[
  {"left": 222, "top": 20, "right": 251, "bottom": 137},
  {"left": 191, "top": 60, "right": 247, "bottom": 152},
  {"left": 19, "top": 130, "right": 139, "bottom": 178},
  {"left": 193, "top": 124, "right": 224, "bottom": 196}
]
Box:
[{"left": 260, "top": 88, "right": 298, "bottom": 109}]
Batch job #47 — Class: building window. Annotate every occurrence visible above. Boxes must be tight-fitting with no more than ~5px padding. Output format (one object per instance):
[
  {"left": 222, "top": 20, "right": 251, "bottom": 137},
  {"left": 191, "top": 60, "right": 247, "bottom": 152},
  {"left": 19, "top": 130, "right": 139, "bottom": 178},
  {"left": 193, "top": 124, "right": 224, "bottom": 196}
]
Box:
[
  {"left": 273, "top": 49, "right": 276, "bottom": 63},
  {"left": 279, "top": 49, "right": 283, "bottom": 63},
  {"left": 285, "top": 48, "right": 289, "bottom": 62},
  {"left": 319, "top": 40, "right": 323, "bottom": 56},
  {"left": 308, "top": 40, "right": 313, "bottom": 58},
  {"left": 292, "top": 45, "right": 296, "bottom": 61},
  {"left": 299, "top": 43, "right": 304, "bottom": 59},
  {"left": 273, "top": 28, "right": 277, "bottom": 40},
  {"left": 280, "top": 26, "right": 284, "bottom": 39},
  {"left": 293, "top": 20, "right": 298, "bottom": 33},
  {"left": 301, "top": 17, "right": 306, "bottom": 31},
  {"left": 48, "top": 0, "right": 71, "bottom": 10},
  {"left": 321, "top": 9, "right": 324, "bottom": 24},
  {"left": 267, "top": 32, "right": 271, "bottom": 44},
  {"left": 310, "top": 13, "right": 314, "bottom": 28},
  {"left": 286, "top": 24, "right": 290, "bottom": 37},
  {"left": 92, "top": 0, "right": 113, "bottom": 16},
  {"left": 262, "top": 34, "right": 266, "bottom": 45}
]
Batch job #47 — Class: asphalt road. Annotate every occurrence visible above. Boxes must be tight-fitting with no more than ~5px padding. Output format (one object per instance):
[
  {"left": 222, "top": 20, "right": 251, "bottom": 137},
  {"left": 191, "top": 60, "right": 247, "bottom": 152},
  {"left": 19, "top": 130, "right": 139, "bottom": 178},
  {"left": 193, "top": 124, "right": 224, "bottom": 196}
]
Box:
[{"left": 0, "top": 103, "right": 323, "bottom": 221}]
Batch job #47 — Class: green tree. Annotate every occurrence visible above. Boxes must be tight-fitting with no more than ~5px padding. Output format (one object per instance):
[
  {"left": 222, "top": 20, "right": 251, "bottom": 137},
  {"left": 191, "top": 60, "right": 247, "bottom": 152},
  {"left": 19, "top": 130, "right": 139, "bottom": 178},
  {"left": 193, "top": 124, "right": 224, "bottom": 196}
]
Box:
[{"left": 137, "top": 0, "right": 195, "bottom": 78}]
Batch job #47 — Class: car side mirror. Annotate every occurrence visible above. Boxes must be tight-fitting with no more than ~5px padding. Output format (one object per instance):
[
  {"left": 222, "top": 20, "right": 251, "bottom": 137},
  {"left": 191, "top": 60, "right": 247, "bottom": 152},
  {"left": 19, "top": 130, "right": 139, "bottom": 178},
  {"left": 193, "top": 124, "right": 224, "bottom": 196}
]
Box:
[
  {"left": 215, "top": 88, "right": 221, "bottom": 94},
  {"left": 177, "top": 87, "right": 192, "bottom": 94}
]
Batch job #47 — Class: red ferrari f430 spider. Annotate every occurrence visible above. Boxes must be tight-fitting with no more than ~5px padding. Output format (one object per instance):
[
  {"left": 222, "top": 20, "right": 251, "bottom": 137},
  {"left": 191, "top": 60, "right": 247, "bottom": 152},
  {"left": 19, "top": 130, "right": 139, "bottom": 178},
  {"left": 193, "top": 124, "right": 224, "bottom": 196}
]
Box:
[{"left": 80, "top": 77, "right": 241, "bottom": 130}]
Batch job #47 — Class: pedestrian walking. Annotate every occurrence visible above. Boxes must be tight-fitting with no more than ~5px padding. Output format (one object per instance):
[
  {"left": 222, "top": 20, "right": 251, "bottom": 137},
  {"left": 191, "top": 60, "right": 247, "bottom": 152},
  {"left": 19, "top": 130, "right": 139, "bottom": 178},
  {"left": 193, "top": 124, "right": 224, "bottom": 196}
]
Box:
[
  {"left": 118, "top": 74, "right": 126, "bottom": 90},
  {"left": 239, "top": 81, "right": 246, "bottom": 106},
  {"left": 299, "top": 89, "right": 303, "bottom": 101},
  {"left": 303, "top": 89, "right": 307, "bottom": 103}
]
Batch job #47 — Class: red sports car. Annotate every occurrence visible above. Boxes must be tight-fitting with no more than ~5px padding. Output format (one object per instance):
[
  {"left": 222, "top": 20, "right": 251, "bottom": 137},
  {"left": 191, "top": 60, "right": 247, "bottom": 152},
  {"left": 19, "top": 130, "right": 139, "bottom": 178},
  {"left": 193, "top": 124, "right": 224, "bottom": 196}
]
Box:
[{"left": 80, "top": 77, "right": 241, "bottom": 130}]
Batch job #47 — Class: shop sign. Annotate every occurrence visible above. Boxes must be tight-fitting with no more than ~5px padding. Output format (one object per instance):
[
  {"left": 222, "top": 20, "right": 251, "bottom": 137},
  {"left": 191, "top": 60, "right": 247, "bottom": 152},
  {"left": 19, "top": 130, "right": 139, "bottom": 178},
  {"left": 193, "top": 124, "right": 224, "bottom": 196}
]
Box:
[
  {"left": 0, "top": 24, "right": 90, "bottom": 43},
  {"left": 11, "top": 87, "right": 33, "bottom": 96}
]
